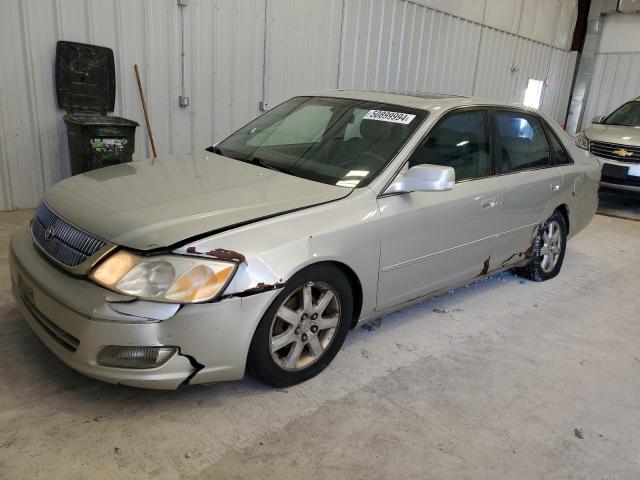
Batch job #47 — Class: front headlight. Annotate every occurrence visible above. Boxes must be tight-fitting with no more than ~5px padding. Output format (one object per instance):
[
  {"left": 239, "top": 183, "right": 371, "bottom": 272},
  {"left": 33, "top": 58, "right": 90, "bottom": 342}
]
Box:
[
  {"left": 573, "top": 131, "right": 589, "bottom": 150},
  {"left": 90, "top": 250, "right": 236, "bottom": 303}
]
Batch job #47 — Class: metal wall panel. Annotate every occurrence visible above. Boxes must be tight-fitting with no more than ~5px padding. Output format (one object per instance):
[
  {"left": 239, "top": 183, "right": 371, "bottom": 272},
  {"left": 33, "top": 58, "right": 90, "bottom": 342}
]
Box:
[
  {"left": 341, "top": 0, "right": 576, "bottom": 125},
  {"left": 409, "top": 0, "right": 486, "bottom": 23},
  {"left": 0, "top": 0, "right": 579, "bottom": 210},
  {"left": 415, "top": 0, "right": 576, "bottom": 50},
  {"left": 554, "top": 0, "right": 578, "bottom": 50},
  {"left": 0, "top": 0, "right": 266, "bottom": 210},
  {"left": 205, "top": 1, "right": 266, "bottom": 142},
  {"left": 265, "top": 0, "right": 343, "bottom": 108},
  {"left": 583, "top": 53, "right": 640, "bottom": 126},
  {"left": 541, "top": 50, "right": 578, "bottom": 125},
  {"left": 484, "top": 0, "right": 523, "bottom": 34},
  {"left": 473, "top": 27, "right": 519, "bottom": 102},
  {"left": 518, "top": 0, "right": 561, "bottom": 45},
  {"left": 578, "top": 14, "right": 640, "bottom": 130},
  {"left": 0, "top": 0, "right": 56, "bottom": 209},
  {"left": 512, "top": 36, "right": 553, "bottom": 104},
  {"left": 339, "top": 0, "right": 481, "bottom": 95},
  {"left": 599, "top": 13, "right": 640, "bottom": 54}
]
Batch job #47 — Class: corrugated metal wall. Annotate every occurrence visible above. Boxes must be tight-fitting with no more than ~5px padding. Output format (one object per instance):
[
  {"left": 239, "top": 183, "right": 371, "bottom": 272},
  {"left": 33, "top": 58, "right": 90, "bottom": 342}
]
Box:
[
  {"left": 339, "top": 2, "right": 482, "bottom": 95},
  {"left": 541, "top": 48, "right": 578, "bottom": 122},
  {"left": 339, "top": 0, "right": 577, "bottom": 120},
  {"left": 265, "top": 0, "right": 343, "bottom": 108},
  {"left": 0, "top": 0, "right": 578, "bottom": 210},
  {"left": 582, "top": 53, "right": 640, "bottom": 126},
  {"left": 0, "top": 0, "right": 268, "bottom": 210},
  {"left": 578, "top": 13, "right": 640, "bottom": 130}
]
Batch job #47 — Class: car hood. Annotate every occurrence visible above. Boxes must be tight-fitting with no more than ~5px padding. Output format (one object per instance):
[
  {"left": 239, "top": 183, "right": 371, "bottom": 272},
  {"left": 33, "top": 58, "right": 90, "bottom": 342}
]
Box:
[
  {"left": 585, "top": 124, "right": 640, "bottom": 147},
  {"left": 44, "top": 151, "right": 350, "bottom": 250}
]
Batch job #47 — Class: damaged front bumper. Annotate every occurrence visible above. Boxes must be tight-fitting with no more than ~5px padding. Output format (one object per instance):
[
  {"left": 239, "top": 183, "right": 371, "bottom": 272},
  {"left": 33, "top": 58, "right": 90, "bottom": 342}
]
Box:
[{"left": 9, "top": 227, "right": 281, "bottom": 390}]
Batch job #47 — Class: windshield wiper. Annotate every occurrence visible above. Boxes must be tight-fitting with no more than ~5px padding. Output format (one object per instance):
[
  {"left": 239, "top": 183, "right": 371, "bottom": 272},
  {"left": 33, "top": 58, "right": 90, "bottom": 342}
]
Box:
[
  {"left": 207, "top": 146, "right": 224, "bottom": 155},
  {"left": 207, "top": 147, "right": 292, "bottom": 174},
  {"left": 249, "top": 157, "right": 293, "bottom": 174}
]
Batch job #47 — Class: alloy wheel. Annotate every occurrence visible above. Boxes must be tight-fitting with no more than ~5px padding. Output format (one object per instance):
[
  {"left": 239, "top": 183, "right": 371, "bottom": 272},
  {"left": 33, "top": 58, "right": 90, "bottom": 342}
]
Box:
[
  {"left": 540, "top": 220, "right": 562, "bottom": 273},
  {"left": 269, "top": 281, "right": 341, "bottom": 371}
]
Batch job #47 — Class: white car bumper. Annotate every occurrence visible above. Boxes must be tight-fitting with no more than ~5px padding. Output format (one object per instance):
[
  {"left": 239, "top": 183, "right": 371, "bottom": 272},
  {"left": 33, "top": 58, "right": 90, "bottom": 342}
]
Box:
[
  {"left": 9, "top": 226, "right": 281, "bottom": 390},
  {"left": 598, "top": 158, "right": 640, "bottom": 193}
]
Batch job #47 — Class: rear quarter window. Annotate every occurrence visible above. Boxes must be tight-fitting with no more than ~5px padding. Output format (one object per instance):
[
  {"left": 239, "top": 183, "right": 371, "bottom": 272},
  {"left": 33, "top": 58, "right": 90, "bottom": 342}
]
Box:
[{"left": 545, "top": 127, "right": 573, "bottom": 166}]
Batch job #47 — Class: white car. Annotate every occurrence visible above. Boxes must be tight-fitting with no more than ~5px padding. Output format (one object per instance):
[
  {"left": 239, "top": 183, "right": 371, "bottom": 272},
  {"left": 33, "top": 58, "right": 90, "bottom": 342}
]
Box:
[
  {"left": 10, "top": 91, "right": 600, "bottom": 389},
  {"left": 574, "top": 97, "right": 640, "bottom": 194}
]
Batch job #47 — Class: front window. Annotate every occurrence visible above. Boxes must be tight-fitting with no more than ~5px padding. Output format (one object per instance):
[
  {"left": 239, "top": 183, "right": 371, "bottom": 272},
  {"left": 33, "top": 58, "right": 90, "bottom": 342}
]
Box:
[
  {"left": 604, "top": 101, "right": 640, "bottom": 127},
  {"left": 408, "top": 110, "right": 491, "bottom": 182},
  {"left": 214, "top": 96, "right": 426, "bottom": 188}
]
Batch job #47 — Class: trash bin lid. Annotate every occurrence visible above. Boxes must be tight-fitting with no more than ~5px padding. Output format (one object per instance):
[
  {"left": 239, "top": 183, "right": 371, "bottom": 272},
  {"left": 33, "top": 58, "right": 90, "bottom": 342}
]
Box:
[
  {"left": 63, "top": 114, "right": 139, "bottom": 127},
  {"left": 55, "top": 41, "right": 116, "bottom": 115}
]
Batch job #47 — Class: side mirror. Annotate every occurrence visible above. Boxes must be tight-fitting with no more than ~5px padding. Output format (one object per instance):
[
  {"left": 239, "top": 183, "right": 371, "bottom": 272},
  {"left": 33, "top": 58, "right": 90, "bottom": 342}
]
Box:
[
  {"left": 591, "top": 115, "right": 606, "bottom": 124},
  {"left": 385, "top": 164, "right": 455, "bottom": 194}
]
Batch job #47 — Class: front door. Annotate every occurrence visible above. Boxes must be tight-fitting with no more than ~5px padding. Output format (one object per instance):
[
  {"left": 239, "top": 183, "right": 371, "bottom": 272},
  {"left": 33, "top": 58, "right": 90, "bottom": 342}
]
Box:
[{"left": 377, "top": 109, "right": 501, "bottom": 311}]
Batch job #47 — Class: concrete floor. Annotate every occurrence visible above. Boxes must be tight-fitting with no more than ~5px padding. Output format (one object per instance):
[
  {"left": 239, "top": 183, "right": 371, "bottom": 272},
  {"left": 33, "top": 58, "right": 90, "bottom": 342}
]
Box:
[{"left": 1, "top": 209, "right": 639, "bottom": 480}]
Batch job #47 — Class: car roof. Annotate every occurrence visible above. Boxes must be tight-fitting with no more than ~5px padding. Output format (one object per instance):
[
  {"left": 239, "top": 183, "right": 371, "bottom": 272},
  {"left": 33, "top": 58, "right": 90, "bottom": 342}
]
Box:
[{"left": 307, "top": 89, "right": 526, "bottom": 112}]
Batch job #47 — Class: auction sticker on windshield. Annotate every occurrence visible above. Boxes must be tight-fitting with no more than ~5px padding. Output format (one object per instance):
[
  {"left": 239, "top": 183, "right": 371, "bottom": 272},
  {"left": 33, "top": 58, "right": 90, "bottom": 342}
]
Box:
[{"left": 363, "top": 110, "right": 416, "bottom": 124}]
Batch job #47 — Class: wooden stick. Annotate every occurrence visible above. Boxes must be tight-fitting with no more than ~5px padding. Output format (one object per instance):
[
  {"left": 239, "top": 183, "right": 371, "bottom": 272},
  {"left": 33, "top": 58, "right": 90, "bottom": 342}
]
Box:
[{"left": 134, "top": 64, "right": 157, "bottom": 158}]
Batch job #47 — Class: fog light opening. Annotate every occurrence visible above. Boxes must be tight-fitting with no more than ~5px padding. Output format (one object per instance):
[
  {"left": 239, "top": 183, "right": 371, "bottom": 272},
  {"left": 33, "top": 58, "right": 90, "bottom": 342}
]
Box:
[{"left": 97, "top": 346, "right": 178, "bottom": 369}]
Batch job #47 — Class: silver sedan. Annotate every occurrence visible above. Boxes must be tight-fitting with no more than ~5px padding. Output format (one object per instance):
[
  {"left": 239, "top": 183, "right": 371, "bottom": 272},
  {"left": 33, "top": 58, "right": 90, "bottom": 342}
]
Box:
[{"left": 9, "top": 91, "right": 600, "bottom": 389}]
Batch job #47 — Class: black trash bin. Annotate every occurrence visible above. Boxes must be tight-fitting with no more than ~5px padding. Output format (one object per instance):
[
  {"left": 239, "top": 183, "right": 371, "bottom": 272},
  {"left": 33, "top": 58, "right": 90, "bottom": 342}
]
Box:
[{"left": 56, "top": 41, "right": 139, "bottom": 175}]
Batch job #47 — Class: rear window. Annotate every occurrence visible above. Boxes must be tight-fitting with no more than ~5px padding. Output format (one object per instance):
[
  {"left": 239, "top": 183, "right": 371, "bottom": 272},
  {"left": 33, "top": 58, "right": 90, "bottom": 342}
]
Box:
[{"left": 496, "top": 112, "right": 551, "bottom": 173}]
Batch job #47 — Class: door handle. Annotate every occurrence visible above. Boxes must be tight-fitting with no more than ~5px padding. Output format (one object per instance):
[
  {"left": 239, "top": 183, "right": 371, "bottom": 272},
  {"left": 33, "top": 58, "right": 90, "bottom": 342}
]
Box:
[
  {"left": 480, "top": 197, "right": 497, "bottom": 209},
  {"left": 551, "top": 183, "right": 560, "bottom": 191}
]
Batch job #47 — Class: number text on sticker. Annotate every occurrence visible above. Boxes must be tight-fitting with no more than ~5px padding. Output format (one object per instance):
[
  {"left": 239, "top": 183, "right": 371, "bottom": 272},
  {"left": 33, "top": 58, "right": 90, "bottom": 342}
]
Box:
[{"left": 363, "top": 110, "right": 416, "bottom": 125}]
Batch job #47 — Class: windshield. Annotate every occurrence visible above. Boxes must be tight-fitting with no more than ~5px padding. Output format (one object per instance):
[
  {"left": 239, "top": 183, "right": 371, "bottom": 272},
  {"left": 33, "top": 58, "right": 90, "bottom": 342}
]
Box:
[
  {"left": 605, "top": 101, "right": 640, "bottom": 126},
  {"left": 213, "top": 96, "right": 427, "bottom": 187}
]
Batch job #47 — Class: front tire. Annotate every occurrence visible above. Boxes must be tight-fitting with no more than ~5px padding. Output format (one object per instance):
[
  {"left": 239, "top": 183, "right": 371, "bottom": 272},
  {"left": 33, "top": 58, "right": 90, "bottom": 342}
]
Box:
[
  {"left": 516, "top": 210, "right": 567, "bottom": 282},
  {"left": 247, "top": 264, "right": 353, "bottom": 387}
]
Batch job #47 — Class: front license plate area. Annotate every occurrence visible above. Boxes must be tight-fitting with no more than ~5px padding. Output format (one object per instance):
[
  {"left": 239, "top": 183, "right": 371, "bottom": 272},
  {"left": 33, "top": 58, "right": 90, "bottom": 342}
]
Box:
[{"left": 628, "top": 165, "right": 640, "bottom": 178}]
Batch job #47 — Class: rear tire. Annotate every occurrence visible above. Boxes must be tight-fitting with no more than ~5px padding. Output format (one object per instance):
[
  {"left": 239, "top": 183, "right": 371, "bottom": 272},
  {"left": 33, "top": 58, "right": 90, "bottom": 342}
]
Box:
[
  {"left": 247, "top": 264, "right": 353, "bottom": 387},
  {"left": 516, "top": 210, "right": 567, "bottom": 282}
]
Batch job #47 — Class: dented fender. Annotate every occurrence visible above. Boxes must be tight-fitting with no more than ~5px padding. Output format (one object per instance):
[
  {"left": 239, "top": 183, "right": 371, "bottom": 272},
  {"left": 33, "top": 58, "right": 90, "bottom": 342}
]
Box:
[{"left": 173, "top": 188, "right": 382, "bottom": 319}]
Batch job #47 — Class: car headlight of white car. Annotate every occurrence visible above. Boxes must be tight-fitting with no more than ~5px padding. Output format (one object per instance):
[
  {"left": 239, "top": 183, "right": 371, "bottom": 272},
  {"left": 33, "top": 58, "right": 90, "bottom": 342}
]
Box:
[
  {"left": 90, "top": 250, "right": 237, "bottom": 303},
  {"left": 573, "top": 131, "right": 589, "bottom": 150}
]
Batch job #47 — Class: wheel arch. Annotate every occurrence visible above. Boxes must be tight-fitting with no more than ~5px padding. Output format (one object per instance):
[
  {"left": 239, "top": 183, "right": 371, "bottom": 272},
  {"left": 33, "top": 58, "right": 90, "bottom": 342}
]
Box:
[
  {"left": 286, "top": 260, "right": 364, "bottom": 329},
  {"left": 556, "top": 203, "right": 570, "bottom": 235}
]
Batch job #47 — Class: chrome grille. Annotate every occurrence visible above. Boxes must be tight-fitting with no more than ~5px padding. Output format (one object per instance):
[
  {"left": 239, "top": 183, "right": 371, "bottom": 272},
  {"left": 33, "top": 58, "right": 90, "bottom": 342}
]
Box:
[
  {"left": 31, "top": 202, "right": 106, "bottom": 268},
  {"left": 589, "top": 141, "right": 640, "bottom": 163}
]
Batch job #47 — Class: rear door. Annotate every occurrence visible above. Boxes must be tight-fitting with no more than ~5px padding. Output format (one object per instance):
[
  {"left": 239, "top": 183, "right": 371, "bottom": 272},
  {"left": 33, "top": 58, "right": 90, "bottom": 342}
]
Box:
[{"left": 492, "top": 109, "right": 564, "bottom": 267}]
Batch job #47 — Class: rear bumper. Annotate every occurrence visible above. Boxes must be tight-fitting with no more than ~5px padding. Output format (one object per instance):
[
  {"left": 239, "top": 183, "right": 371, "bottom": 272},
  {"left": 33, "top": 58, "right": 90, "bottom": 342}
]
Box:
[{"left": 9, "top": 226, "right": 280, "bottom": 389}]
